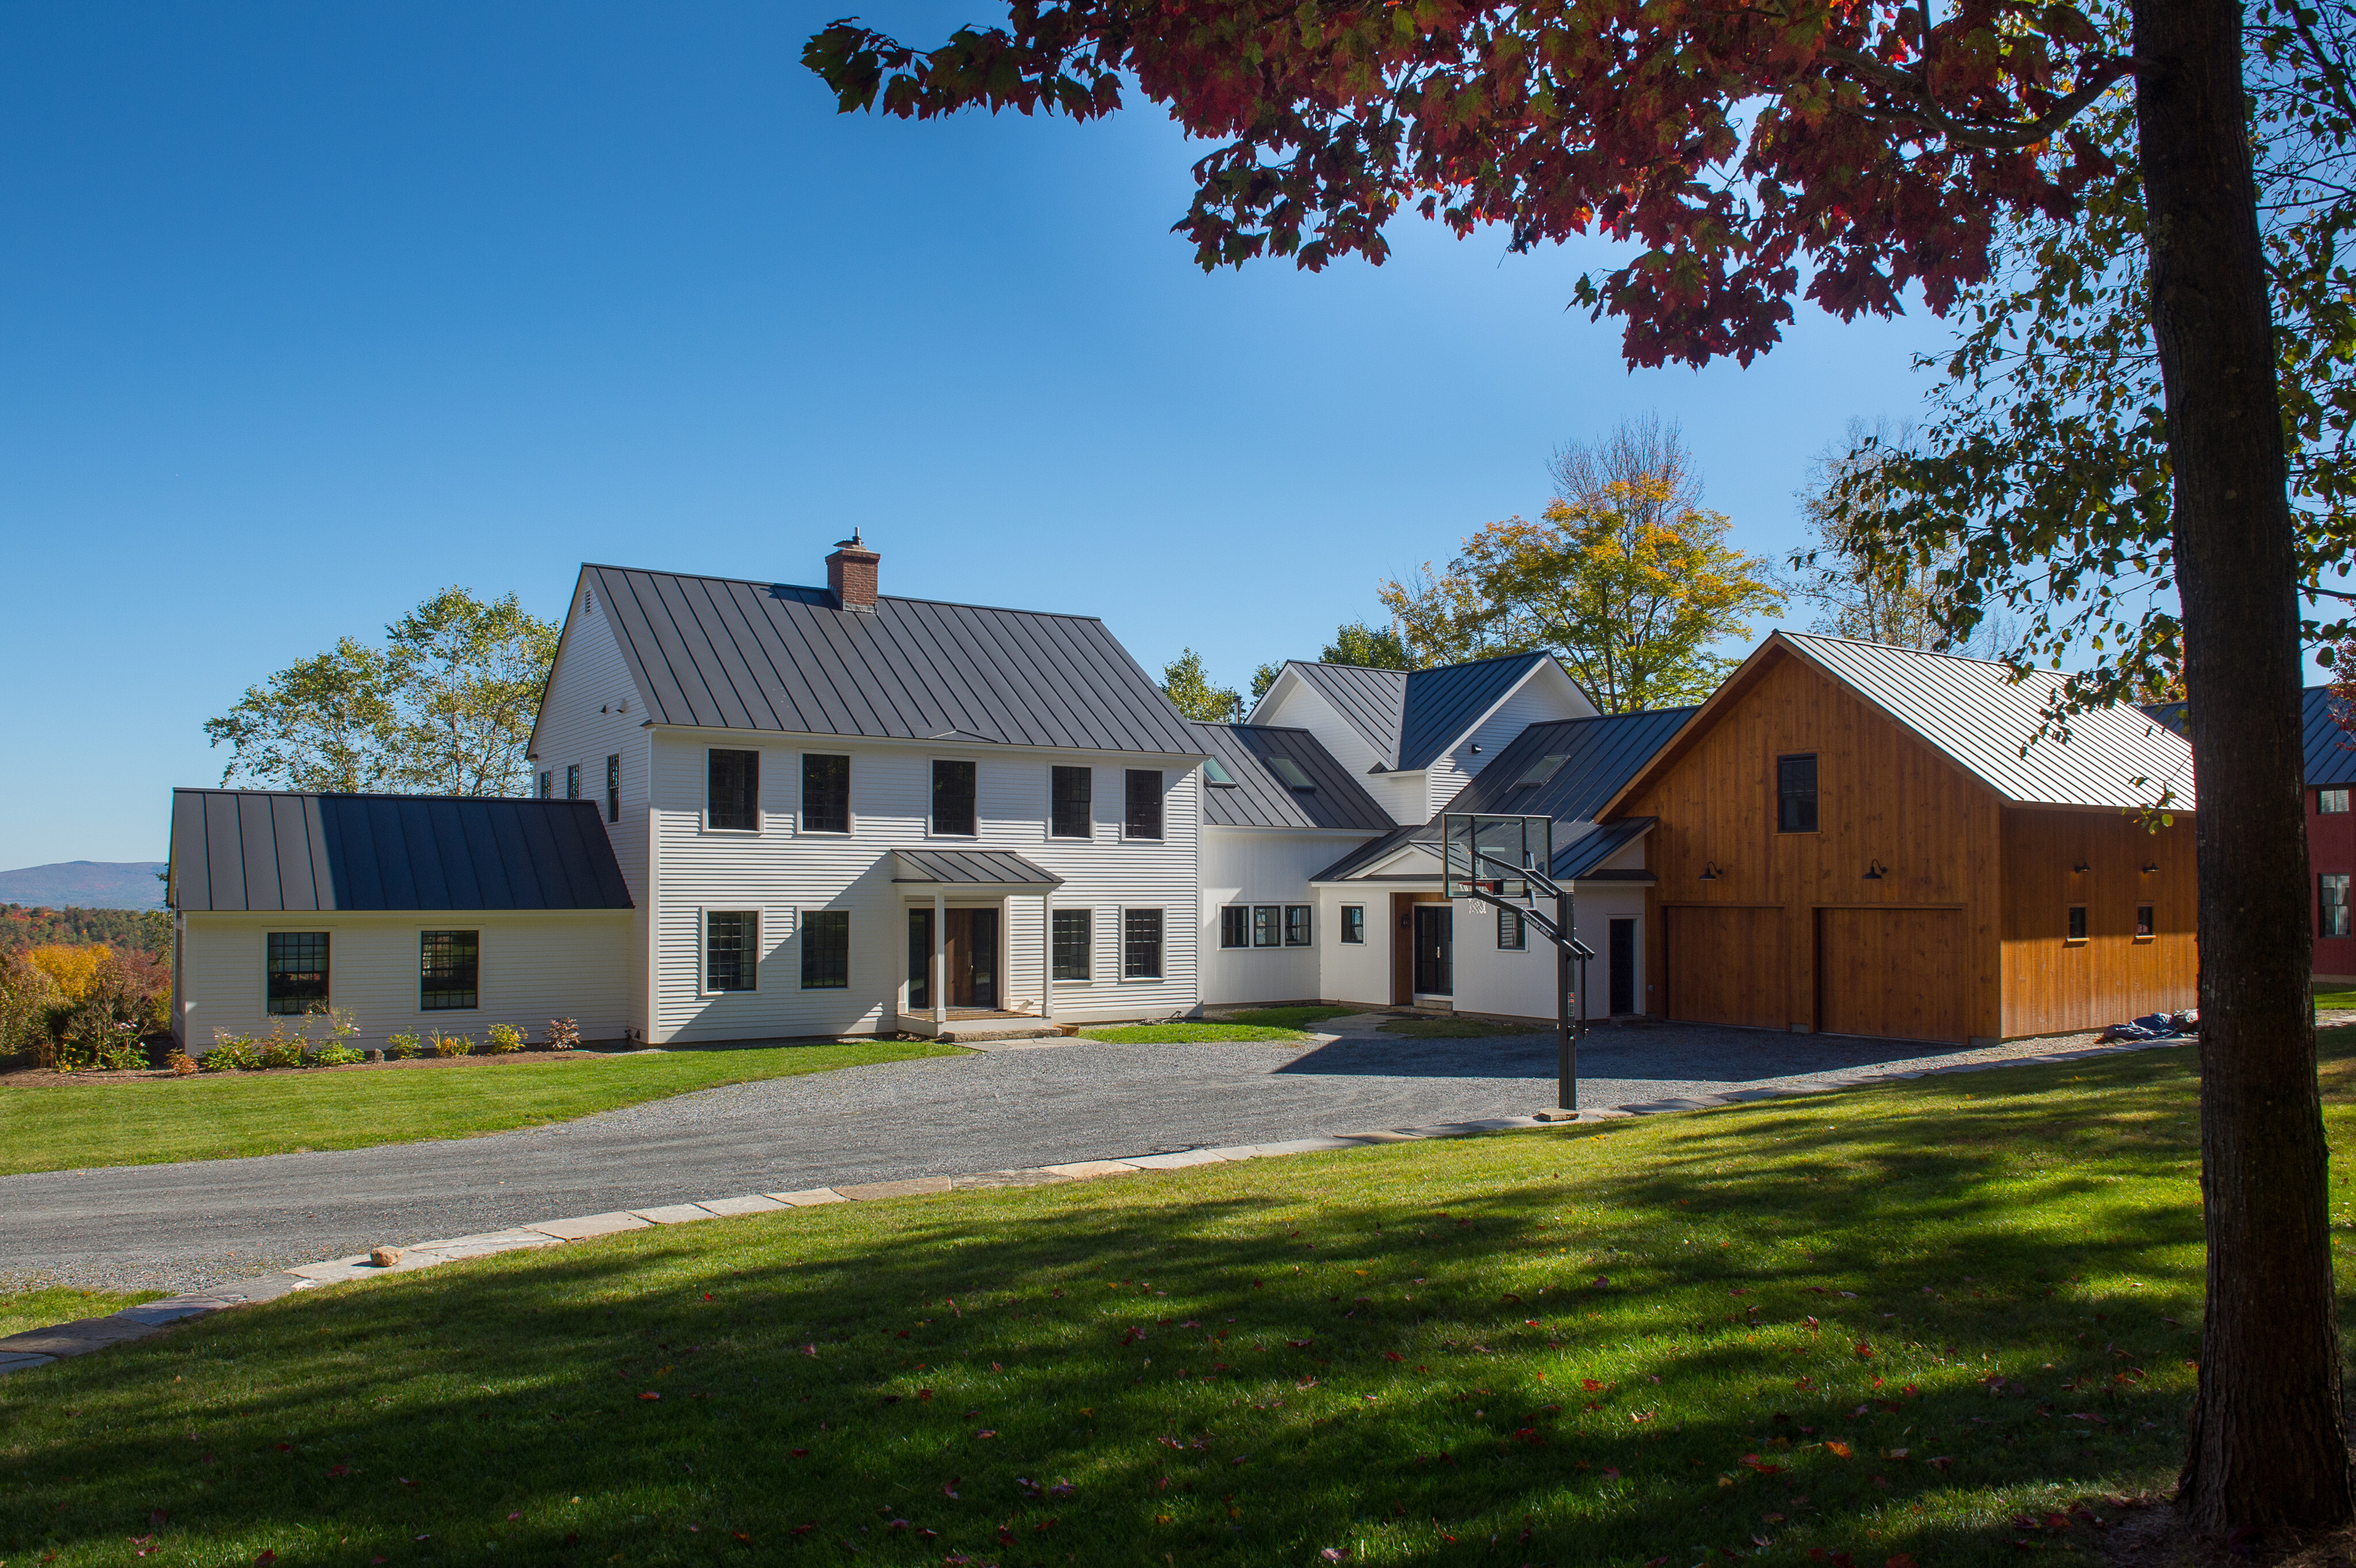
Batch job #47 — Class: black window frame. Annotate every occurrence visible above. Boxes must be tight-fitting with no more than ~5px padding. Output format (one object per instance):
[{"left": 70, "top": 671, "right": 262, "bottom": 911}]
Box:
[
  {"left": 707, "top": 748, "right": 761, "bottom": 832},
  {"left": 1124, "top": 770, "right": 1163, "bottom": 840},
  {"left": 605, "top": 753, "right": 621, "bottom": 824},
  {"left": 1776, "top": 753, "right": 1819, "bottom": 833},
  {"left": 1498, "top": 908, "right": 1527, "bottom": 950},
  {"left": 2135, "top": 903, "right": 2156, "bottom": 939},
  {"left": 265, "top": 931, "right": 330, "bottom": 1016},
  {"left": 537, "top": 770, "right": 552, "bottom": 800},
  {"left": 565, "top": 763, "right": 580, "bottom": 800},
  {"left": 1053, "top": 908, "right": 1092, "bottom": 981},
  {"left": 705, "top": 909, "right": 759, "bottom": 992},
  {"left": 1123, "top": 908, "right": 1164, "bottom": 979},
  {"left": 932, "top": 759, "right": 978, "bottom": 837},
  {"left": 1252, "top": 905, "right": 1281, "bottom": 948},
  {"left": 2323, "top": 874, "right": 2353, "bottom": 938},
  {"left": 2323, "top": 787, "right": 2352, "bottom": 815},
  {"left": 420, "top": 928, "right": 481, "bottom": 1011},
  {"left": 1051, "top": 766, "right": 1093, "bottom": 839},
  {"left": 1340, "top": 905, "right": 1366, "bottom": 944},
  {"left": 1284, "top": 905, "right": 1312, "bottom": 946},
  {"left": 802, "top": 753, "right": 851, "bottom": 835},
  {"left": 1220, "top": 906, "right": 1250, "bottom": 949},
  {"left": 2066, "top": 904, "right": 2089, "bottom": 942},
  {"left": 800, "top": 909, "right": 850, "bottom": 989}
]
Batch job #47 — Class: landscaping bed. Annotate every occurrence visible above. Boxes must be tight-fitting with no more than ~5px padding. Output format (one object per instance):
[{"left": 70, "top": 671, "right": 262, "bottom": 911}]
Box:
[{"left": 3, "top": 1029, "right": 2324, "bottom": 1567}]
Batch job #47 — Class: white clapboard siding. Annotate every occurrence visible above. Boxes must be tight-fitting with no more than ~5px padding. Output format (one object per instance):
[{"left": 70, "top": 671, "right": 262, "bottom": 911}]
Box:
[
  {"left": 1317, "top": 885, "right": 1392, "bottom": 1009},
  {"left": 650, "top": 736, "right": 1201, "bottom": 1039},
  {"left": 178, "top": 912, "right": 634, "bottom": 1051},
  {"left": 1422, "top": 668, "right": 1592, "bottom": 819},
  {"left": 1200, "top": 827, "right": 1382, "bottom": 1005},
  {"left": 530, "top": 582, "right": 655, "bottom": 1028}
]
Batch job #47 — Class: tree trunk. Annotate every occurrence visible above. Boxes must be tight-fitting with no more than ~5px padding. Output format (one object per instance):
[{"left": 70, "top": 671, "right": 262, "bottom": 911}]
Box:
[{"left": 2138, "top": 0, "right": 2353, "bottom": 1531}]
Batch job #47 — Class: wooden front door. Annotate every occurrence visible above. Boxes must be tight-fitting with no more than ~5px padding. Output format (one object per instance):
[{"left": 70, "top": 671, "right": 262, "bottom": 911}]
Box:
[
  {"left": 1665, "top": 905, "right": 1787, "bottom": 1029},
  {"left": 1816, "top": 907, "right": 1965, "bottom": 1043},
  {"left": 946, "top": 907, "right": 999, "bottom": 1008}
]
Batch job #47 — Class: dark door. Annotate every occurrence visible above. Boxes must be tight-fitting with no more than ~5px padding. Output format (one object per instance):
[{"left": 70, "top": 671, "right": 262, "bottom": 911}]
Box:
[
  {"left": 1609, "top": 918, "right": 1636, "bottom": 1015},
  {"left": 946, "top": 908, "right": 1000, "bottom": 1008},
  {"left": 908, "top": 909, "right": 933, "bottom": 1010},
  {"left": 1412, "top": 905, "right": 1453, "bottom": 996}
]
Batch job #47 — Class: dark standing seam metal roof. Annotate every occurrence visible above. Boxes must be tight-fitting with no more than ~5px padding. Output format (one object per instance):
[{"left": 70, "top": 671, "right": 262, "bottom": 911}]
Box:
[
  {"left": 1306, "top": 707, "right": 1692, "bottom": 882},
  {"left": 890, "top": 848, "right": 1065, "bottom": 886},
  {"left": 2301, "top": 687, "right": 2356, "bottom": 786},
  {"left": 1266, "top": 653, "right": 1554, "bottom": 771},
  {"left": 167, "top": 789, "right": 634, "bottom": 912},
  {"left": 1191, "top": 724, "right": 1395, "bottom": 831},
  {"left": 576, "top": 565, "right": 1206, "bottom": 755},
  {"left": 1552, "top": 816, "right": 1658, "bottom": 879}
]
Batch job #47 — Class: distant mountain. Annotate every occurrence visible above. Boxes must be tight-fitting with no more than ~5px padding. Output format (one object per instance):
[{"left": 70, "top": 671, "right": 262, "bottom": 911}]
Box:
[{"left": 0, "top": 861, "right": 168, "bottom": 910}]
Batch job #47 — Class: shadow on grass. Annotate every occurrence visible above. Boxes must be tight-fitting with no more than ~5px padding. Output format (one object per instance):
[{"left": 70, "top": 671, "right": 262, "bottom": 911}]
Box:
[{"left": 0, "top": 1040, "right": 2315, "bottom": 1568}]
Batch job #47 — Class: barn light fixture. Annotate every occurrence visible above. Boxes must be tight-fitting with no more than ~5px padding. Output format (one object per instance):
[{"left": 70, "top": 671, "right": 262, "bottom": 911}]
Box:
[
  {"left": 1863, "top": 859, "right": 1887, "bottom": 881},
  {"left": 1699, "top": 862, "right": 1722, "bottom": 882},
  {"left": 2073, "top": 859, "right": 2091, "bottom": 874},
  {"left": 2142, "top": 861, "right": 2160, "bottom": 875}
]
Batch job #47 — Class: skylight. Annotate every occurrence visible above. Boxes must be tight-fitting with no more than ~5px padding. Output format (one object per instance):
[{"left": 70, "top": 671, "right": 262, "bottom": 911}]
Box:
[
  {"left": 1514, "top": 753, "right": 1571, "bottom": 787},
  {"left": 1268, "top": 756, "right": 1316, "bottom": 790},
  {"left": 1203, "top": 758, "right": 1238, "bottom": 787}
]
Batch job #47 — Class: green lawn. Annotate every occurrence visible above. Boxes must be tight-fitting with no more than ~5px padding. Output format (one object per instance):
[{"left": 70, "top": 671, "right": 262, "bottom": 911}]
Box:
[
  {"left": 1217, "top": 1006, "right": 1359, "bottom": 1029},
  {"left": 1077, "top": 1023, "right": 1312, "bottom": 1044},
  {"left": 0, "top": 1042, "right": 959, "bottom": 1176},
  {"left": 1380, "top": 1015, "right": 1533, "bottom": 1038},
  {"left": 0, "top": 1286, "right": 164, "bottom": 1339},
  {"left": 0, "top": 1030, "right": 2304, "bottom": 1568},
  {"left": 2317, "top": 984, "right": 2356, "bottom": 1010}
]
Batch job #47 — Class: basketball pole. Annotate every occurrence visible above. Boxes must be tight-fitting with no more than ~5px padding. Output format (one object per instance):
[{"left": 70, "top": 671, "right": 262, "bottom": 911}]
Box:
[{"left": 1556, "top": 884, "right": 1575, "bottom": 1112}]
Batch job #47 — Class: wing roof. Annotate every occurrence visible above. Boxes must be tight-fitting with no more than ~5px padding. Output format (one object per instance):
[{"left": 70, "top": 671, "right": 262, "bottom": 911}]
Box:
[
  {"left": 1192, "top": 724, "right": 1394, "bottom": 831},
  {"left": 1275, "top": 653, "right": 1554, "bottom": 770}
]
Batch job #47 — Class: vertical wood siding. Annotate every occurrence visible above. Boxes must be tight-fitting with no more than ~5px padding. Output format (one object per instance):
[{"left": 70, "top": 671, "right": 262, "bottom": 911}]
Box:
[
  {"left": 649, "top": 736, "right": 1201, "bottom": 1040},
  {"left": 178, "top": 912, "right": 633, "bottom": 1050},
  {"left": 1998, "top": 805, "right": 2197, "bottom": 1035}
]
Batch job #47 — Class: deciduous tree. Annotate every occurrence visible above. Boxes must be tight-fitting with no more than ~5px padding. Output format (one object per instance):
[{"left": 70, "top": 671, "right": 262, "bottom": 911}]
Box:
[
  {"left": 807, "top": 0, "right": 2353, "bottom": 1527},
  {"left": 1160, "top": 648, "right": 1243, "bottom": 721}
]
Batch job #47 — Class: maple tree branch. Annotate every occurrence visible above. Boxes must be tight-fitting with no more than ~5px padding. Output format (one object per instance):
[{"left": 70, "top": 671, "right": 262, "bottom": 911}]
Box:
[{"left": 1824, "top": 47, "right": 2137, "bottom": 150}]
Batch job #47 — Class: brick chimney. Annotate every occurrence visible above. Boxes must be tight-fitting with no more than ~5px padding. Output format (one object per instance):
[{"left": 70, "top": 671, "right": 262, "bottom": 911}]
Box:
[{"left": 827, "top": 530, "right": 880, "bottom": 613}]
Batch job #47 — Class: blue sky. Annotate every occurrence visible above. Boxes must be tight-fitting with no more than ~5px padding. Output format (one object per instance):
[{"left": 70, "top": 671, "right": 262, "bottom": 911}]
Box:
[{"left": 0, "top": 0, "right": 1963, "bottom": 870}]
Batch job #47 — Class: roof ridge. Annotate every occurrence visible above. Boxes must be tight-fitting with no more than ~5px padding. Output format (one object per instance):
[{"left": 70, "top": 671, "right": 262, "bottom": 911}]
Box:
[
  {"left": 581, "top": 563, "right": 1111, "bottom": 624},
  {"left": 172, "top": 786, "right": 583, "bottom": 804},
  {"left": 1779, "top": 628, "right": 2040, "bottom": 676}
]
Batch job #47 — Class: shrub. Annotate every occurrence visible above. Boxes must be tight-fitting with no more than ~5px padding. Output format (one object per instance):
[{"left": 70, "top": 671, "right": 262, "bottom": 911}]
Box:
[
  {"left": 0, "top": 950, "right": 62, "bottom": 1062},
  {"left": 429, "top": 1030, "right": 474, "bottom": 1058},
  {"left": 485, "top": 1022, "right": 527, "bottom": 1054},
  {"left": 202, "top": 1034, "right": 259, "bottom": 1072},
  {"left": 545, "top": 1017, "right": 582, "bottom": 1051},
  {"left": 258, "top": 1025, "right": 307, "bottom": 1069},
  {"left": 92, "top": 1022, "right": 144, "bottom": 1072},
  {"left": 45, "top": 950, "right": 171, "bottom": 1072},
  {"left": 311, "top": 1045, "right": 366, "bottom": 1066},
  {"left": 166, "top": 1050, "right": 198, "bottom": 1077},
  {"left": 385, "top": 1032, "right": 422, "bottom": 1060}
]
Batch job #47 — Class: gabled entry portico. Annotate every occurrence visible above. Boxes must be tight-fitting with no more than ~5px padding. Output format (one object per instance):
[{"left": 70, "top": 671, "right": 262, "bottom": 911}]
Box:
[{"left": 890, "top": 849, "right": 1065, "bottom": 1037}]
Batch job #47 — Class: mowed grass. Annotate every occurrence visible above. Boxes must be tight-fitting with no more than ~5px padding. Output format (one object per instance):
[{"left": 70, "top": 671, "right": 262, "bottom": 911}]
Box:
[
  {"left": 0, "top": 1042, "right": 960, "bottom": 1176},
  {"left": 0, "top": 1286, "right": 165, "bottom": 1340},
  {"left": 4, "top": 1032, "right": 2324, "bottom": 1568},
  {"left": 1218, "top": 1006, "right": 1360, "bottom": 1028}
]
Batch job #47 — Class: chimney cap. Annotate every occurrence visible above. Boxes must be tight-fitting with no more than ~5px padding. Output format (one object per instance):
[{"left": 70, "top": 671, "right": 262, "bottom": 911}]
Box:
[{"left": 834, "top": 528, "right": 870, "bottom": 552}]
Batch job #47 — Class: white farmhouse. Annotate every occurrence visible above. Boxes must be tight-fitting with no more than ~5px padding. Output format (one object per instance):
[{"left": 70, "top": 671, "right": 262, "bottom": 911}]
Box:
[{"left": 167, "top": 536, "right": 1696, "bottom": 1049}]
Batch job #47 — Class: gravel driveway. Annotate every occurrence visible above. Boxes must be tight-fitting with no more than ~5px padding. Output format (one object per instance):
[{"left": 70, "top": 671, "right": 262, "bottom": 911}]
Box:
[{"left": 1, "top": 1020, "right": 2121, "bottom": 1295}]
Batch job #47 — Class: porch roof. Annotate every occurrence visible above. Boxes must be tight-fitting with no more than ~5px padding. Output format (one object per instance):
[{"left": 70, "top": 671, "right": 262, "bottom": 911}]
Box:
[{"left": 890, "top": 848, "right": 1064, "bottom": 889}]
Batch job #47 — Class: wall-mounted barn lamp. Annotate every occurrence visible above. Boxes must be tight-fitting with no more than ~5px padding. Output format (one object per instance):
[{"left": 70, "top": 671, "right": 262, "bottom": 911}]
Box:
[
  {"left": 1699, "top": 862, "right": 1722, "bottom": 882},
  {"left": 2073, "top": 859, "right": 2091, "bottom": 874},
  {"left": 2142, "top": 861, "right": 2160, "bottom": 875},
  {"left": 1863, "top": 859, "right": 1887, "bottom": 881}
]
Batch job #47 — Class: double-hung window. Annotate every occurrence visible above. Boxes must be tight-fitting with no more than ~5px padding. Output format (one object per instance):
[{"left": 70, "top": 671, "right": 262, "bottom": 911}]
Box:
[
  {"left": 565, "top": 763, "right": 580, "bottom": 800},
  {"left": 707, "top": 749, "right": 760, "bottom": 831},
  {"left": 1125, "top": 770, "right": 1162, "bottom": 839},
  {"left": 1776, "top": 754, "right": 1819, "bottom": 832},
  {"left": 2324, "top": 788, "right": 2352, "bottom": 814},
  {"left": 2324, "top": 874, "right": 2353, "bottom": 938},
  {"left": 1053, "top": 909, "right": 1092, "bottom": 980},
  {"left": 1340, "top": 905, "right": 1366, "bottom": 944},
  {"left": 933, "top": 760, "right": 977, "bottom": 836},
  {"left": 421, "top": 930, "right": 480, "bottom": 1010},
  {"left": 1051, "top": 766, "right": 1093, "bottom": 838},
  {"left": 705, "top": 910, "right": 758, "bottom": 992},
  {"left": 1220, "top": 907, "right": 1250, "bottom": 949},
  {"left": 801, "top": 911, "right": 849, "bottom": 989},
  {"left": 1498, "top": 908, "right": 1527, "bottom": 950},
  {"left": 1252, "top": 905, "right": 1280, "bottom": 947},
  {"left": 1284, "top": 905, "right": 1312, "bottom": 946},
  {"left": 803, "top": 754, "right": 851, "bottom": 834},
  {"left": 265, "top": 932, "right": 330, "bottom": 1015},
  {"left": 537, "top": 771, "right": 552, "bottom": 800},
  {"left": 1123, "top": 909, "right": 1164, "bottom": 979},
  {"left": 605, "top": 754, "right": 621, "bottom": 824}
]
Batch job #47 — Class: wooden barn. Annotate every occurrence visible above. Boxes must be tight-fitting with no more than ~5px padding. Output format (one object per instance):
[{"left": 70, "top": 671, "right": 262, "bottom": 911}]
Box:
[{"left": 1598, "top": 632, "right": 2197, "bottom": 1046}]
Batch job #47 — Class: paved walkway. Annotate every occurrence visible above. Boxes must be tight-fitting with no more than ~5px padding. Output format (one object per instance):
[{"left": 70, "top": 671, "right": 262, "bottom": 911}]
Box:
[{"left": 0, "top": 1017, "right": 2136, "bottom": 1298}]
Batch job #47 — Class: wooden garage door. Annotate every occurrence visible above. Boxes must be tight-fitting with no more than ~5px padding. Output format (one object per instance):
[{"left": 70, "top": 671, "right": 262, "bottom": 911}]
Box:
[
  {"left": 1818, "top": 908, "right": 1965, "bottom": 1044},
  {"left": 1666, "top": 906, "right": 1786, "bottom": 1029}
]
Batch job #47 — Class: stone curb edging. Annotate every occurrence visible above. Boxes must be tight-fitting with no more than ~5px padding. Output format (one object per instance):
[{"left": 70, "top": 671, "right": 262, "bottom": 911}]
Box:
[{"left": 0, "top": 1035, "right": 2183, "bottom": 1377}]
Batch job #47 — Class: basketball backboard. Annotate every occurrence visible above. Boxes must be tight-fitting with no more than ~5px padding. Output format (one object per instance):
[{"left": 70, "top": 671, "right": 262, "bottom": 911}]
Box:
[{"left": 1441, "top": 813, "right": 1551, "bottom": 900}]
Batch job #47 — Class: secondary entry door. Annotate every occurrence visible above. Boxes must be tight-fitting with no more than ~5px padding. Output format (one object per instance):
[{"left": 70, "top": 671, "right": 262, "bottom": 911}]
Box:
[
  {"left": 1412, "top": 905, "right": 1454, "bottom": 996},
  {"left": 1609, "top": 918, "right": 1636, "bottom": 1015}
]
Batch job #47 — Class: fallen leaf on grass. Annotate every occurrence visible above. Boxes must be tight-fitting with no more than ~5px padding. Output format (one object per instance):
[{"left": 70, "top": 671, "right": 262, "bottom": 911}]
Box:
[
  {"left": 1825, "top": 1441, "right": 1852, "bottom": 1459},
  {"left": 639, "top": 1392, "right": 661, "bottom": 1401}
]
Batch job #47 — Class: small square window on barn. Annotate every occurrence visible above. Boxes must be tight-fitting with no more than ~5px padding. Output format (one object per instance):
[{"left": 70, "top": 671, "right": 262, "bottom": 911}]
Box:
[
  {"left": 2322, "top": 787, "right": 2351, "bottom": 814},
  {"left": 2067, "top": 904, "right": 2089, "bottom": 942},
  {"left": 2136, "top": 904, "right": 2156, "bottom": 939},
  {"left": 2322, "top": 874, "right": 2353, "bottom": 938},
  {"left": 1776, "top": 754, "right": 1819, "bottom": 833}
]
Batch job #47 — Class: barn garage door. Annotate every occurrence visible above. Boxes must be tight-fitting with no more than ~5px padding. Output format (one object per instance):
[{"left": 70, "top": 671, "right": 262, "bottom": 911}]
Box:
[
  {"left": 1666, "top": 906, "right": 1786, "bottom": 1029},
  {"left": 1817, "top": 908, "right": 1965, "bottom": 1044}
]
